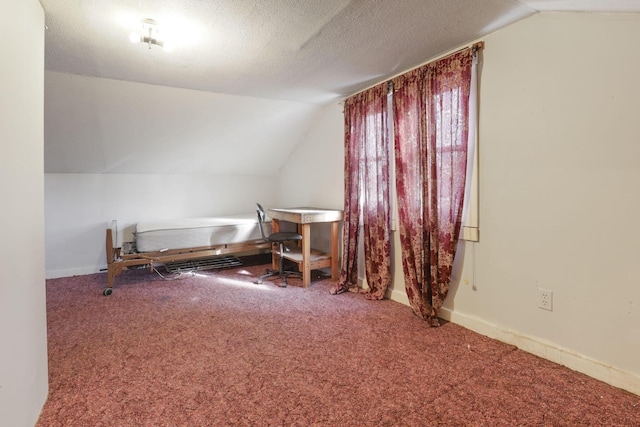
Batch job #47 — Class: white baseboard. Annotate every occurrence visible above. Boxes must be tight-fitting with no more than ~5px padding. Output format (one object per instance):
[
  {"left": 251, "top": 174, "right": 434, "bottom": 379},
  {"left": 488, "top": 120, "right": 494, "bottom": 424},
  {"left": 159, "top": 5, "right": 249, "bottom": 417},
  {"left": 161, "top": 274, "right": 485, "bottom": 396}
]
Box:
[
  {"left": 387, "top": 287, "right": 410, "bottom": 306},
  {"left": 387, "top": 288, "right": 640, "bottom": 396},
  {"left": 46, "top": 266, "right": 105, "bottom": 279}
]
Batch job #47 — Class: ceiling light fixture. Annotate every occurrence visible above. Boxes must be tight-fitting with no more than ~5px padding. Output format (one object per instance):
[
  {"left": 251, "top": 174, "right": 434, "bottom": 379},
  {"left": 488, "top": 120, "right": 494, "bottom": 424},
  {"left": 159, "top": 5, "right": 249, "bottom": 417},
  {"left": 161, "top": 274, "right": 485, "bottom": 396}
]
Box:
[{"left": 129, "top": 18, "right": 174, "bottom": 52}]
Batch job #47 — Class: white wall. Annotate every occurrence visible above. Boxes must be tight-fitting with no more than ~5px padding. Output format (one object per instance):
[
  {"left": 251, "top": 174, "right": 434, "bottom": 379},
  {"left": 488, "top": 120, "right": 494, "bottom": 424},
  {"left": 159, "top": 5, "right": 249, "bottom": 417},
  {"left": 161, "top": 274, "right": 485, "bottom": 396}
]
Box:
[
  {"left": 43, "top": 72, "right": 326, "bottom": 278},
  {"left": 276, "top": 102, "right": 345, "bottom": 252},
  {"left": 276, "top": 102, "right": 345, "bottom": 209},
  {"left": 440, "top": 12, "right": 640, "bottom": 394},
  {"left": 45, "top": 173, "right": 278, "bottom": 277},
  {"left": 45, "top": 72, "right": 322, "bottom": 176},
  {"left": 0, "top": 0, "right": 49, "bottom": 425}
]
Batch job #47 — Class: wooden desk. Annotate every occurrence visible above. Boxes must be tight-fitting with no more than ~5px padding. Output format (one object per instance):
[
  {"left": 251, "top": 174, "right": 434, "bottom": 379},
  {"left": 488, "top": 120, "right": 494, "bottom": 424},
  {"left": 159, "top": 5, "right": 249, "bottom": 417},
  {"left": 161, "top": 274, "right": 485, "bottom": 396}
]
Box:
[{"left": 267, "top": 207, "right": 343, "bottom": 288}]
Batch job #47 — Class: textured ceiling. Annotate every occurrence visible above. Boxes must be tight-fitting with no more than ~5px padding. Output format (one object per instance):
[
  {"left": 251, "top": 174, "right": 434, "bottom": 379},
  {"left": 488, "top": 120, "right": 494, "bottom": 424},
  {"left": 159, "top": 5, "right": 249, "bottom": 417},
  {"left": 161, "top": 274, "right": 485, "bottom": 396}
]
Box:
[
  {"left": 42, "top": 0, "right": 540, "bottom": 104},
  {"left": 40, "top": 0, "right": 640, "bottom": 104},
  {"left": 523, "top": 0, "right": 640, "bottom": 13},
  {"left": 39, "top": 0, "right": 640, "bottom": 175}
]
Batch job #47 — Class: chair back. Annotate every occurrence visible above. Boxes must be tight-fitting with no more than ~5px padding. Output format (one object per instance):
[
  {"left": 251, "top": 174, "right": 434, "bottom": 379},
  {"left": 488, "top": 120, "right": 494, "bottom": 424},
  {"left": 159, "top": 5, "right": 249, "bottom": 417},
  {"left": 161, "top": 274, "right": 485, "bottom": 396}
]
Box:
[{"left": 256, "top": 203, "right": 268, "bottom": 241}]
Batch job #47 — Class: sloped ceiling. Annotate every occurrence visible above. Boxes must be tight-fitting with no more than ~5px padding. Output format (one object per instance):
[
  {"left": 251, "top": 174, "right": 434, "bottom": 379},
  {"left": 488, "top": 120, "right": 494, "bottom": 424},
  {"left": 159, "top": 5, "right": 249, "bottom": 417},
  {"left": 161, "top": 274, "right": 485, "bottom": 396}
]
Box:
[{"left": 40, "top": 0, "right": 640, "bottom": 175}]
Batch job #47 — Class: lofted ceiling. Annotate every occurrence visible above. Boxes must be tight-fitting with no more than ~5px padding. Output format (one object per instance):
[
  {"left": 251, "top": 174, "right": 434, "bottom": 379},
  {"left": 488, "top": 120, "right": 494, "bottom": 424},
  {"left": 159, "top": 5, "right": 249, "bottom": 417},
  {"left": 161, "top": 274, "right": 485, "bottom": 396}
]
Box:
[{"left": 39, "top": 0, "right": 640, "bottom": 175}]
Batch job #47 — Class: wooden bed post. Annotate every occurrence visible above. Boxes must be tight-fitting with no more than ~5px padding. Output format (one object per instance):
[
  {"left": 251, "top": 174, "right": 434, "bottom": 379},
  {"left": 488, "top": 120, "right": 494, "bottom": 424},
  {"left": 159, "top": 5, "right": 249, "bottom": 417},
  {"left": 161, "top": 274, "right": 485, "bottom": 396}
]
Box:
[
  {"left": 105, "top": 228, "right": 116, "bottom": 294},
  {"left": 106, "top": 227, "right": 115, "bottom": 264}
]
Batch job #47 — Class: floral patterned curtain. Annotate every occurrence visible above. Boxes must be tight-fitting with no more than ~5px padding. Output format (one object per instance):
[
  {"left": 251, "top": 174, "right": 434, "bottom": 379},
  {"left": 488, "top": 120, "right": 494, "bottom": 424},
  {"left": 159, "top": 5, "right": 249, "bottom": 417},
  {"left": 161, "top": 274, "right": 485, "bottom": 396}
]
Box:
[
  {"left": 392, "top": 48, "right": 473, "bottom": 326},
  {"left": 331, "top": 83, "right": 391, "bottom": 300}
]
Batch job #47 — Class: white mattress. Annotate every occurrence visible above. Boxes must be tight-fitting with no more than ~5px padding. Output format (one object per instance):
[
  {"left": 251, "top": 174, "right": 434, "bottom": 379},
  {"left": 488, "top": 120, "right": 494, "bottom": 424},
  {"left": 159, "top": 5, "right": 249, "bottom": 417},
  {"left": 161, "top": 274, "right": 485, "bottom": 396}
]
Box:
[{"left": 135, "top": 213, "right": 270, "bottom": 252}]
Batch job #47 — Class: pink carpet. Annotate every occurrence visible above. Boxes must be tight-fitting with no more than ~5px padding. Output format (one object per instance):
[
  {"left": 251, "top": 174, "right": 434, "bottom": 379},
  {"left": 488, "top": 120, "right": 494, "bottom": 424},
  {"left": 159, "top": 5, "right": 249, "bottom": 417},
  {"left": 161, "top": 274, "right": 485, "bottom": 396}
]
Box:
[{"left": 37, "top": 263, "right": 639, "bottom": 426}]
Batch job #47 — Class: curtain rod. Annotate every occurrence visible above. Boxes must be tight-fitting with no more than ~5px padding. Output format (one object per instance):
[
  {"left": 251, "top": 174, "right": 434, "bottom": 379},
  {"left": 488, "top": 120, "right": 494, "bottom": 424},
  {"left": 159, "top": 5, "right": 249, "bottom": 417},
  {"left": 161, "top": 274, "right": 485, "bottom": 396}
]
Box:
[{"left": 342, "top": 41, "right": 484, "bottom": 102}]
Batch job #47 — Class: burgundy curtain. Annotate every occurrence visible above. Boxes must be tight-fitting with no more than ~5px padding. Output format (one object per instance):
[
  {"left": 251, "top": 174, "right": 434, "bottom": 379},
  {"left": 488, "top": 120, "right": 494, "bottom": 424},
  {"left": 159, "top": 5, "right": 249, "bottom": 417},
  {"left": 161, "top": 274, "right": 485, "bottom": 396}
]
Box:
[
  {"left": 331, "top": 83, "right": 391, "bottom": 300},
  {"left": 392, "top": 49, "right": 473, "bottom": 326}
]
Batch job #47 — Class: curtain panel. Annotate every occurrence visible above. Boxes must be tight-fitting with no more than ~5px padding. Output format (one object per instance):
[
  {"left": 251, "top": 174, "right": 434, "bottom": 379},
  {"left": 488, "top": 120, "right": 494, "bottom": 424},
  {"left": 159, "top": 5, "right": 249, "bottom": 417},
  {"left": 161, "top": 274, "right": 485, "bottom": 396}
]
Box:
[
  {"left": 331, "top": 83, "right": 392, "bottom": 299},
  {"left": 392, "top": 48, "right": 473, "bottom": 326}
]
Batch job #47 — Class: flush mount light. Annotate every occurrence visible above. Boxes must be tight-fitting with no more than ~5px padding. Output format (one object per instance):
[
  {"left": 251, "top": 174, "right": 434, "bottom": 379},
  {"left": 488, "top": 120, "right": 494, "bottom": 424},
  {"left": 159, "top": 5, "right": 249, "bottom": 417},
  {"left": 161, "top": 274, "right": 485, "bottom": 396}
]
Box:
[{"left": 129, "top": 18, "right": 174, "bottom": 51}]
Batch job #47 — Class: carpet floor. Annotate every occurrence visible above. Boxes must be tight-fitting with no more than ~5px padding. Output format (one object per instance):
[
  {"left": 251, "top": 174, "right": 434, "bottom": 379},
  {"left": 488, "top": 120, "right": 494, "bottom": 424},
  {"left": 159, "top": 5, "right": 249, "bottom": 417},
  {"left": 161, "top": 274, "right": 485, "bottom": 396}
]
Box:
[{"left": 36, "top": 262, "right": 639, "bottom": 426}]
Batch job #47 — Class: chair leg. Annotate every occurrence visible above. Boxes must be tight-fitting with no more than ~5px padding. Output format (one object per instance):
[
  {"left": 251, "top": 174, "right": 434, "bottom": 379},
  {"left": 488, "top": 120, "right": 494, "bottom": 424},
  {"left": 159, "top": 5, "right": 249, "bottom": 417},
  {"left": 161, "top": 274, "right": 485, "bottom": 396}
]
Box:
[
  {"left": 257, "top": 268, "right": 280, "bottom": 284},
  {"left": 258, "top": 242, "right": 301, "bottom": 287},
  {"left": 281, "top": 269, "right": 302, "bottom": 286},
  {"left": 278, "top": 242, "right": 288, "bottom": 287},
  {"left": 279, "top": 244, "right": 302, "bottom": 287}
]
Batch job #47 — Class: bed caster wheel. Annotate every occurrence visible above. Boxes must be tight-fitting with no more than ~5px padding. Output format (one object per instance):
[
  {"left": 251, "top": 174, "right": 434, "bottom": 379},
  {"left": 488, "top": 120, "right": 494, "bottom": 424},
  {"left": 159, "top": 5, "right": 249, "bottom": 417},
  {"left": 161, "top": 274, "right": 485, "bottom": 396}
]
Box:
[{"left": 103, "top": 287, "right": 113, "bottom": 296}]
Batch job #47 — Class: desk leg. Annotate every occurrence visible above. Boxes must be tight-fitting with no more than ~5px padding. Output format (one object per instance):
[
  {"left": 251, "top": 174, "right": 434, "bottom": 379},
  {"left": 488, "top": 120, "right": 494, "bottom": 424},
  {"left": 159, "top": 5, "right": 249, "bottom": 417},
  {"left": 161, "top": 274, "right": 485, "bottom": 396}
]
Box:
[
  {"left": 331, "top": 220, "right": 339, "bottom": 281},
  {"left": 301, "top": 223, "right": 311, "bottom": 287},
  {"left": 271, "top": 219, "right": 280, "bottom": 271}
]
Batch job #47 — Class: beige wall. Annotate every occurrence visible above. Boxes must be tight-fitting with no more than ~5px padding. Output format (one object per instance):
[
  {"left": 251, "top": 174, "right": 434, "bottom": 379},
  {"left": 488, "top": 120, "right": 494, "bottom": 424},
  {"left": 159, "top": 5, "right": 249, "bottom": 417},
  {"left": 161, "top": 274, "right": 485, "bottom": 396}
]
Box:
[
  {"left": 285, "top": 12, "right": 640, "bottom": 395},
  {"left": 439, "top": 12, "right": 640, "bottom": 394},
  {"left": 0, "top": 0, "right": 49, "bottom": 425}
]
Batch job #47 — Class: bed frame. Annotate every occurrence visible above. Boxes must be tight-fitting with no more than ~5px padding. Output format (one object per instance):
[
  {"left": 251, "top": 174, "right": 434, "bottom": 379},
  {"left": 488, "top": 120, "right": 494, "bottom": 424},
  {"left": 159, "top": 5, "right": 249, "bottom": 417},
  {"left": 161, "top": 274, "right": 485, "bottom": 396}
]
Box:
[{"left": 104, "top": 228, "right": 271, "bottom": 296}]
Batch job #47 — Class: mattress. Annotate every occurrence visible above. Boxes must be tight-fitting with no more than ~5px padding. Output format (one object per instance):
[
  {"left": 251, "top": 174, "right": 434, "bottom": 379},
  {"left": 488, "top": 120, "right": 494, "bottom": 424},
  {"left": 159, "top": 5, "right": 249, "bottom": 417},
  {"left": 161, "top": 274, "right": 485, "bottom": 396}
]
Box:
[{"left": 135, "top": 213, "right": 270, "bottom": 253}]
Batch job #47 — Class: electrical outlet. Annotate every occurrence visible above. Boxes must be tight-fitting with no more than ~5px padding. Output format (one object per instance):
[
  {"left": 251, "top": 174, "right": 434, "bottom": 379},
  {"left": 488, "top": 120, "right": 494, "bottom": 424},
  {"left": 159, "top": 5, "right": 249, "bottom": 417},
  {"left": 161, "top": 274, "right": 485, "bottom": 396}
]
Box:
[{"left": 538, "top": 288, "right": 553, "bottom": 311}]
